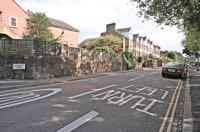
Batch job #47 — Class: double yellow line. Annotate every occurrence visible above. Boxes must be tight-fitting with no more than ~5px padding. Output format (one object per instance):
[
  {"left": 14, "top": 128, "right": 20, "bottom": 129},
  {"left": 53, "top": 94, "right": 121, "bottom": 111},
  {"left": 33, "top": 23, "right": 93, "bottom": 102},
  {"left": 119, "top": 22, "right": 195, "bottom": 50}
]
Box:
[{"left": 159, "top": 80, "right": 183, "bottom": 132}]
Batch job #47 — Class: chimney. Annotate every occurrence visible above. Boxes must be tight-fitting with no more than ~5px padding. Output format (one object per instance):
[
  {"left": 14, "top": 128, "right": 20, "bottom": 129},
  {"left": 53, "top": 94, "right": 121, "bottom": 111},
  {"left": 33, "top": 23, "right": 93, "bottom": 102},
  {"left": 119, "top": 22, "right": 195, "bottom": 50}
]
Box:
[
  {"left": 143, "top": 37, "right": 147, "bottom": 41},
  {"left": 106, "top": 23, "right": 116, "bottom": 32},
  {"left": 139, "top": 36, "right": 142, "bottom": 42},
  {"left": 133, "top": 34, "right": 139, "bottom": 40}
]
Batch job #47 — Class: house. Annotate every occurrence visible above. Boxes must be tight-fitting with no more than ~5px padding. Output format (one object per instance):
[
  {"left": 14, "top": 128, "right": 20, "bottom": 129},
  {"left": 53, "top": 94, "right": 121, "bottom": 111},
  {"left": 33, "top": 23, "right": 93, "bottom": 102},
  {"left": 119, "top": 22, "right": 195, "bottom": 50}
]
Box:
[
  {"left": 0, "top": 0, "right": 28, "bottom": 39},
  {"left": 42, "top": 17, "right": 79, "bottom": 48},
  {"left": 101, "top": 23, "right": 161, "bottom": 57},
  {"left": 101, "top": 23, "right": 132, "bottom": 52},
  {"left": 80, "top": 22, "right": 161, "bottom": 57},
  {"left": 0, "top": 0, "right": 79, "bottom": 48}
]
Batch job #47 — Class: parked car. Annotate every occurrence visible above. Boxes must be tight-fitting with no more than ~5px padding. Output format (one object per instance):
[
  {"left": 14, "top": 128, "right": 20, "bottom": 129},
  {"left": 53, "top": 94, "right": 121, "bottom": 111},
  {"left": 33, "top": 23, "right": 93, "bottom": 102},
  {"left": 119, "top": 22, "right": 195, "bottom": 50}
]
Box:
[{"left": 162, "top": 62, "right": 188, "bottom": 79}]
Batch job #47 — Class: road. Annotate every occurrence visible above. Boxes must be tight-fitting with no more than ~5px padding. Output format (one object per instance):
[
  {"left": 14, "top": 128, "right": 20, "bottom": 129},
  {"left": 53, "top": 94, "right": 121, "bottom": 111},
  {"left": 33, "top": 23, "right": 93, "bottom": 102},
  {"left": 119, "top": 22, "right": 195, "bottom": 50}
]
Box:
[{"left": 0, "top": 69, "right": 185, "bottom": 132}]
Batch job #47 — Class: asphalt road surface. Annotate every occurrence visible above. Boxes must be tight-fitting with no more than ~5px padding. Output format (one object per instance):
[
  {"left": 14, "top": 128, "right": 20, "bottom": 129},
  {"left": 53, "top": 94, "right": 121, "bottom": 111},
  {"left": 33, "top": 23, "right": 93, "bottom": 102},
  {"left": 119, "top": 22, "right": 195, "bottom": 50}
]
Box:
[{"left": 0, "top": 69, "right": 185, "bottom": 132}]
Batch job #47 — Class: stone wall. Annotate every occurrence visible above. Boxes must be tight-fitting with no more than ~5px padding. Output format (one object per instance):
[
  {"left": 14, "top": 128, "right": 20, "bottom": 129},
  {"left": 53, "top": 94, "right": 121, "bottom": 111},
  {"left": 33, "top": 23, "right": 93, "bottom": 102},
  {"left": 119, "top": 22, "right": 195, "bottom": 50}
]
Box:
[{"left": 0, "top": 39, "right": 123, "bottom": 79}]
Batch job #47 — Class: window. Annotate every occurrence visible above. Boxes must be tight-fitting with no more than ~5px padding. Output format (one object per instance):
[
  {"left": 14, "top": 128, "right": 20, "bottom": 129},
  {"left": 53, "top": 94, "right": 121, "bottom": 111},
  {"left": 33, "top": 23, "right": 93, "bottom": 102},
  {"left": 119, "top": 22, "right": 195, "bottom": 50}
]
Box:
[{"left": 9, "top": 17, "right": 17, "bottom": 27}]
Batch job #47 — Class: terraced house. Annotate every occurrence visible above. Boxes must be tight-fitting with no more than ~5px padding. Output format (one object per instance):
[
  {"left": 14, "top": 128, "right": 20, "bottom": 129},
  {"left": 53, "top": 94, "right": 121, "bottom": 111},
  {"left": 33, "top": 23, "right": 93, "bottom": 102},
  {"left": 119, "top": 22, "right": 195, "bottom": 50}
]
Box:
[
  {"left": 0, "top": 0, "right": 79, "bottom": 47},
  {"left": 101, "top": 23, "right": 161, "bottom": 58}
]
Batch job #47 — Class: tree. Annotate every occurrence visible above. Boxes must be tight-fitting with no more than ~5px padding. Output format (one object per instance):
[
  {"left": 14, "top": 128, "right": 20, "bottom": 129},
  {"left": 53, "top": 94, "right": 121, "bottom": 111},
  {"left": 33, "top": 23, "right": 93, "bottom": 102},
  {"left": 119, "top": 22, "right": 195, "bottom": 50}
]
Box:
[
  {"left": 182, "top": 45, "right": 193, "bottom": 56},
  {"left": 131, "top": 0, "right": 200, "bottom": 30},
  {"left": 131, "top": 0, "right": 200, "bottom": 57},
  {"left": 183, "top": 27, "right": 200, "bottom": 53},
  {"left": 167, "top": 51, "right": 176, "bottom": 60},
  {"left": 160, "top": 50, "right": 169, "bottom": 55},
  {"left": 83, "top": 35, "right": 123, "bottom": 53},
  {"left": 23, "top": 12, "right": 54, "bottom": 42}
]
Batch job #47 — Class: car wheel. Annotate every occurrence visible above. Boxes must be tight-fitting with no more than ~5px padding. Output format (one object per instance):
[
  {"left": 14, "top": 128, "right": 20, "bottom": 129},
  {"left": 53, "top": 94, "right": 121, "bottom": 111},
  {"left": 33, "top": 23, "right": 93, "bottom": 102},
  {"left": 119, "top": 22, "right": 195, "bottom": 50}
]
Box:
[{"left": 162, "top": 73, "right": 165, "bottom": 77}]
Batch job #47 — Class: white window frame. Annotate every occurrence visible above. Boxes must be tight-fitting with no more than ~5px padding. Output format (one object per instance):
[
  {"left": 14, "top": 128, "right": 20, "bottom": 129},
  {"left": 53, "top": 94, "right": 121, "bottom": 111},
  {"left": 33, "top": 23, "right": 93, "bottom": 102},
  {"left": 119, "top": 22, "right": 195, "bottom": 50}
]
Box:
[{"left": 9, "top": 16, "right": 17, "bottom": 27}]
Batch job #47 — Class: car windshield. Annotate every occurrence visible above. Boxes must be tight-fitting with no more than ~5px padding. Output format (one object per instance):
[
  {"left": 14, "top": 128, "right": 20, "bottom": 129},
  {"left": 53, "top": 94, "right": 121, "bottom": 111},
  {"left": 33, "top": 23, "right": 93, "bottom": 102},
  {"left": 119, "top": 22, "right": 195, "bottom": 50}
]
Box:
[{"left": 165, "top": 62, "right": 184, "bottom": 68}]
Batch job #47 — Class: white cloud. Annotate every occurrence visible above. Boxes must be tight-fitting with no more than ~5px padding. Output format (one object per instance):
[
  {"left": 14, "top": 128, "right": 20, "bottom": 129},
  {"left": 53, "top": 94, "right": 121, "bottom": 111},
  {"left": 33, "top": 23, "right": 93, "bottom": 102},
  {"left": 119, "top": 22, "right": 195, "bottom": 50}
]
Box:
[{"left": 16, "top": 0, "right": 184, "bottom": 52}]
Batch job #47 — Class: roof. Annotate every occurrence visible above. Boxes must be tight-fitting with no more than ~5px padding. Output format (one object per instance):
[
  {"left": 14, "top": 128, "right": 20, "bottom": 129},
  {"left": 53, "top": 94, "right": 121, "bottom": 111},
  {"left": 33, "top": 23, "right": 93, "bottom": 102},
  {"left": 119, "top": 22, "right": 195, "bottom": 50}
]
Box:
[
  {"left": 48, "top": 18, "right": 79, "bottom": 32},
  {"left": 79, "top": 38, "right": 96, "bottom": 47},
  {"left": 13, "top": 0, "right": 29, "bottom": 16},
  {"left": 117, "top": 27, "right": 132, "bottom": 33},
  {"left": 26, "top": 10, "right": 79, "bottom": 32}
]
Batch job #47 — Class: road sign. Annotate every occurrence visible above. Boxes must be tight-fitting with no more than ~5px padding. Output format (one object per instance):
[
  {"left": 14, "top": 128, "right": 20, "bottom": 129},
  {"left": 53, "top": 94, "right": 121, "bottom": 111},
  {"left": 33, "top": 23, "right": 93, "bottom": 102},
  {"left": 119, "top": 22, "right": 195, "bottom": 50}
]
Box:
[{"left": 13, "top": 64, "right": 26, "bottom": 70}]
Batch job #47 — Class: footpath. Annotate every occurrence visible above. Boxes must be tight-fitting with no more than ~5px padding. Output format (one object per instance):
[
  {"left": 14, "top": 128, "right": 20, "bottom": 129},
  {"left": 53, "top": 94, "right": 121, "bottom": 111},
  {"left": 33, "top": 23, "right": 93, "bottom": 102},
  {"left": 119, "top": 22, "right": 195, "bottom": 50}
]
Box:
[
  {"left": 0, "top": 70, "right": 134, "bottom": 90},
  {"left": 183, "top": 67, "right": 200, "bottom": 132}
]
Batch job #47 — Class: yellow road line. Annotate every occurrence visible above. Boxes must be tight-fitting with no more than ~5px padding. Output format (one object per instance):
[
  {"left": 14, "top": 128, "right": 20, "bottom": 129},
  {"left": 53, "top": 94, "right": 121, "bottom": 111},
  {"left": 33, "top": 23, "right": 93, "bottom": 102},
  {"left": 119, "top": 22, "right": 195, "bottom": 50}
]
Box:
[
  {"left": 167, "top": 81, "right": 183, "bottom": 132},
  {"left": 159, "top": 80, "right": 181, "bottom": 132}
]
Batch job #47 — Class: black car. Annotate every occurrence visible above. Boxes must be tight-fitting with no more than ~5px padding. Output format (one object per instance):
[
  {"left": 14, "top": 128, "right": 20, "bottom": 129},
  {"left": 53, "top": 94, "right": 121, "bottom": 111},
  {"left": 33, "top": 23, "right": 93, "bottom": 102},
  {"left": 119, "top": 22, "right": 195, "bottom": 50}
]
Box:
[{"left": 162, "top": 62, "right": 188, "bottom": 79}]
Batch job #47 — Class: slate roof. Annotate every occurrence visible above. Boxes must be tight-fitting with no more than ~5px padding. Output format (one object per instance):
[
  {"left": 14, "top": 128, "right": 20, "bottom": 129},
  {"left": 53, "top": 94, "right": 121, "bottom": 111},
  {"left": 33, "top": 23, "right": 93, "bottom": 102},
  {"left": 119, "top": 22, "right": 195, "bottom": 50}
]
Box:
[
  {"left": 117, "top": 27, "right": 132, "bottom": 33},
  {"left": 27, "top": 10, "right": 79, "bottom": 32},
  {"left": 79, "top": 38, "right": 96, "bottom": 47},
  {"left": 48, "top": 18, "right": 79, "bottom": 32}
]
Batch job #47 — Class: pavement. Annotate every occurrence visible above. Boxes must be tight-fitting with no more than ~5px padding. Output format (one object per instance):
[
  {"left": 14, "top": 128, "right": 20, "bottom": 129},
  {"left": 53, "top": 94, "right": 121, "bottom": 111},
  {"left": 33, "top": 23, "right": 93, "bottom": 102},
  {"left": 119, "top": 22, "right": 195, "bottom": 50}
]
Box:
[
  {"left": 0, "top": 70, "right": 135, "bottom": 90},
  {"left": 183, "top": 67, "right": 200, "bottom": 132}
]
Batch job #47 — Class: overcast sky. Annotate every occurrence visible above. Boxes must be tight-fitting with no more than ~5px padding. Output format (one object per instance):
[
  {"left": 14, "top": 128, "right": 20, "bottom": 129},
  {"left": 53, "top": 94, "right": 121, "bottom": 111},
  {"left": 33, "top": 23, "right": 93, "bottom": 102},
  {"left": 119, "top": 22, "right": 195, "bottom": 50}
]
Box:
[{"left": 16, "top": 0, "right": 184, "bottom": 52}]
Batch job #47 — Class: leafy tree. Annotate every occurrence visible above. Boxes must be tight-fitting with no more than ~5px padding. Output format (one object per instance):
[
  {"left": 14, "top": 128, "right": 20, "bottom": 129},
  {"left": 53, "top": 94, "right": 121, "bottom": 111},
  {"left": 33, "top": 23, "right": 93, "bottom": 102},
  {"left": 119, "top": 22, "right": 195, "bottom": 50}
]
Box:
[
  {"left": 131, "top": 0, "right": 200, "bottom": 56},
  {"left": 23, "top": 12, "right": 54, "bottom": 42},
  {"left": 167, "top": 51, "right": 176, "bottom": 60},
  {"left": 160, "top": 50, "right": 169, "bottom": 55},
  {"left": 131, "top": 0, "right": 200, "bottom": 29},
  {"left": 83, "top": 35, "right": 123, "bottom": 53},
  {"left": 182, "top": 44, "right": 193, "bottom": 56},
  {"left": 183, "top": 27, "right": 200, "bottom": 54}
]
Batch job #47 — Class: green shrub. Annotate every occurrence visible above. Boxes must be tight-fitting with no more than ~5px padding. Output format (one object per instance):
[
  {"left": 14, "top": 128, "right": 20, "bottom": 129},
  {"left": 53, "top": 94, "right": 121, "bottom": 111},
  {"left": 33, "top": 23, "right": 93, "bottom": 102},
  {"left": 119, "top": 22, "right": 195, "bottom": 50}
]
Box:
[
  {"left": 122, "top": 51, "right": 136, "bottom": 69},
  {"left": 138, "top": 56, "right": 144, "bottom": 63}
]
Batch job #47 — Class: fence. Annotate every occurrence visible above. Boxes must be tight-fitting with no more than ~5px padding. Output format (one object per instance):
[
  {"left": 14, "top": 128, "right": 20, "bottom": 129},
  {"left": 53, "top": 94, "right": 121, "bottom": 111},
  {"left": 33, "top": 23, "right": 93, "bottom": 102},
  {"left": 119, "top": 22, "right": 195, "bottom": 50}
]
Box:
[{"left": 0, "top": 39, "right": 66, "bottom": 56}]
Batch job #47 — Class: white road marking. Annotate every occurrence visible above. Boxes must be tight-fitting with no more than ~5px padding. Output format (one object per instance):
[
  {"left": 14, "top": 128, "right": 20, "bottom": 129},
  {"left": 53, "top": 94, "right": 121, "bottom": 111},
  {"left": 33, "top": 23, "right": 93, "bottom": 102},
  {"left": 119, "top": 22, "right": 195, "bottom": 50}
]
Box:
[
  {"left": 117, "top": 85, "right": 133, "bottom": 90},
  {"left": 128, "top": 75, "right": 144, "bottom": 82},
  {"left": 67, "top": 85, "right": 116, "bottom": 100},
  {"left": 0, "top": 94, "right": 40, "bottom": 106},
  {"left": 147, "top": 72, "right": 158, "bottom": 75},
  {"left": 161, "top": 90, "right": 169, "bottom": 100},
  {"left": 0, "top": 92, "right": 35, "bottom": 103},
  {"left": 57, "top": 111, "right": 99, "bottom": 132},
  {"left": 136, "top": 99, "right": 163, "bottom": 116},
  {"left": 0, "top": 88, "right": 62, "bottom": 109}
]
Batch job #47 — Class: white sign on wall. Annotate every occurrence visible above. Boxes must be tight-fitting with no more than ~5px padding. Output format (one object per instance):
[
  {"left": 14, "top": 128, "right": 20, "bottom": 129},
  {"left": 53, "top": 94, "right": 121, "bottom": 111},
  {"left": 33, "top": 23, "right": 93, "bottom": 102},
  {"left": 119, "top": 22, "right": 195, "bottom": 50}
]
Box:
[{"left": 13, "top": 64, "right": 26, "bottom": 70}]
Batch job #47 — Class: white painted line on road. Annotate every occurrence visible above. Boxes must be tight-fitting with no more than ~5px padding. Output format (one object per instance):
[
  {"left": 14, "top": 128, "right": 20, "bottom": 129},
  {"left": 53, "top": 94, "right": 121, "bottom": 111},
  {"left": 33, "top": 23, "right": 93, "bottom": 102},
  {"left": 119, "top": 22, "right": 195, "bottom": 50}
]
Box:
[
  {"left": 161, "top": 90, "right": 169, "bottom": 100},
  {"left": 128, "top": 75, "right": 144, "bottom": 82},
  {"left": 147, "top": 72, "right": 158, "bottom": 75},
  {"left": 0, "top": 88, "right": 62, "bottom": 109},
  {"left": 57, "top": 111, "right": 99, "bottom": 132},
  {"left": 0, "top": 92, "right": 35, "bottom": 103},
  {"left": 0, "top": 94, "right": 40, "bottom": 106},
  {"left": 67, "top": 85, "right": 116, "bottom": 100}
]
